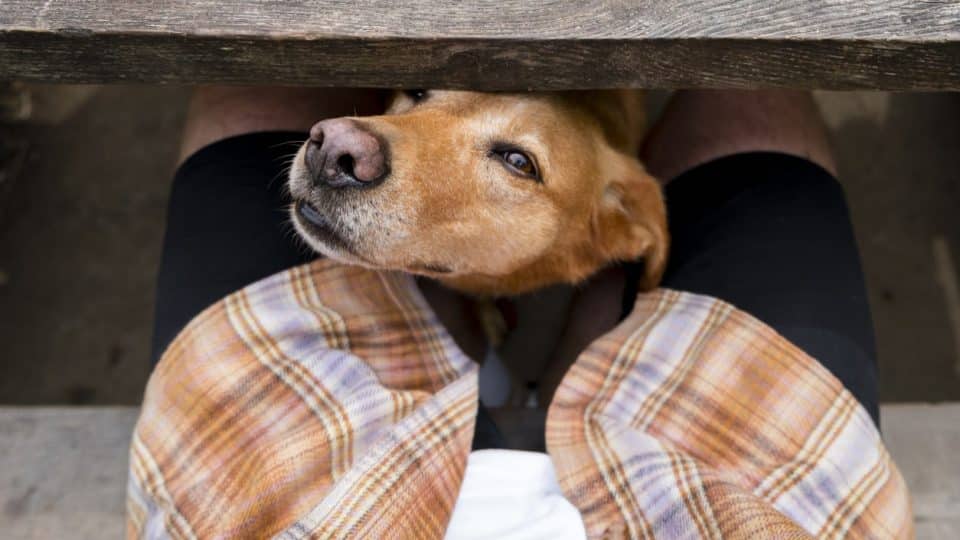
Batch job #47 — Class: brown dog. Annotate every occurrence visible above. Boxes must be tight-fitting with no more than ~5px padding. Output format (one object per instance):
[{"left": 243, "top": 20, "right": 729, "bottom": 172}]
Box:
[{"left": 287, "top": 90, "right": 667, "bottom": 297}]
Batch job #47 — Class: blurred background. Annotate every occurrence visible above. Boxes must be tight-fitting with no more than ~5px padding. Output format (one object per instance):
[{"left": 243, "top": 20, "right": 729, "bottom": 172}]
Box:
[{"left": 1, "top": 85, "right": 958, "bottom": 405}]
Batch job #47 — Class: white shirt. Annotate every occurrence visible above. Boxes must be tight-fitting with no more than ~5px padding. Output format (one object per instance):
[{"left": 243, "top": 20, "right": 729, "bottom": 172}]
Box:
[{"left": 445, "top": 449, "right": 587, "bottom": 540}]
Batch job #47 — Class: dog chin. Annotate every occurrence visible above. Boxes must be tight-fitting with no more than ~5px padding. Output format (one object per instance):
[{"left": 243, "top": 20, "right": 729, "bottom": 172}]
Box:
[
  {"left": 291, "top": 205, "right": 461, "bottom": 277},
  {"left": 290, "top": 209, "right": 349, "bottom": 259}
]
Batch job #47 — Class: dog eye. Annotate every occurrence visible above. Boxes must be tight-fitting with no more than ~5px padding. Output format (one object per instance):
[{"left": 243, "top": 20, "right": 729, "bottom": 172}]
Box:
[
  {"left": 494, "top": 148, "right": 539, "bottom": 180},
  {"left": 404, "top": 89, "right": 428, "bottom": 103}
]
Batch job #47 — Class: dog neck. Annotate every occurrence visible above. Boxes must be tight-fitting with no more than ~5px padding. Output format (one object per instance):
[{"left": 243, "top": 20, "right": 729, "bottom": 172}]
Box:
[{"left": 436, "top": 251, "right": 597, "bottom": 297}]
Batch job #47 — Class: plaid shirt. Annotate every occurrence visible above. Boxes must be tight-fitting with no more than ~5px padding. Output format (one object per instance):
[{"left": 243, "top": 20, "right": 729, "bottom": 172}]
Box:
[{"left": 127, "top": 260, "right": 912, "bottom": 539}]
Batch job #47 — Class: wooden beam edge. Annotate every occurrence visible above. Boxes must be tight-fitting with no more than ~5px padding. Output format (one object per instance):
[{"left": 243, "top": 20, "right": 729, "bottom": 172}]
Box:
[{"left": 2, "top": 30, "right": 959, "bottom": 90}]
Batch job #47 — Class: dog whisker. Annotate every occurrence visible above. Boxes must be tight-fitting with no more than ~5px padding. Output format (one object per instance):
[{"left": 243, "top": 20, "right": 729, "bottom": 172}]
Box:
[
  {"left": 271, "top": 152, "right": 301, "bottom": 162},
  {"left": 268, "top": 139, "right": 308, "bottom": 150},
  {"left": 268, "top": 157, "right": 298, "bottom": 190}
]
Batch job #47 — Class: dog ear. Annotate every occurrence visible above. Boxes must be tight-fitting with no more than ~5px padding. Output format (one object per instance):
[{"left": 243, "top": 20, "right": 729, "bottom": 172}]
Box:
[{"left": 591, "top": 157, "right": 669, "bottom": 291}]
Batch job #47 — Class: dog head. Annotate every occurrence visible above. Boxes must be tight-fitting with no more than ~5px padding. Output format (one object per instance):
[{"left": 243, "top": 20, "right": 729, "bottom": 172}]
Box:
[{"left": 288, "top": 90, "right": 667, "bottom": 296}]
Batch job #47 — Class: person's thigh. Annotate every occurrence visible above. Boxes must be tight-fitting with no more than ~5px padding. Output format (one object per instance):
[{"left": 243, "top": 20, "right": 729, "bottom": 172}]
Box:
[
  {"left": 151, "top": 131, "right": 315, "bottom": 362},
  {"left": 152, "top": 86, "right": 385, "bottom": 362},
  {"left": 660, "top": 152, "right": 879, "bottom": 424}
]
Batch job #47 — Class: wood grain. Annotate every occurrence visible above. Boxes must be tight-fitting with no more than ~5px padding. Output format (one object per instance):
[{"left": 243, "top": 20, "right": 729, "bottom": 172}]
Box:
[
  {"left": 0, "top": 407, "right": 137, "bottom": 539},
  {"left": 883, "top": 403, "right": 960, "bottom": 540},
  {"left": 1, "top": 404, "right": 957, "bottom": 537},
  {"left": 1, "top": 1, "right": 959, "bottom": 89}
]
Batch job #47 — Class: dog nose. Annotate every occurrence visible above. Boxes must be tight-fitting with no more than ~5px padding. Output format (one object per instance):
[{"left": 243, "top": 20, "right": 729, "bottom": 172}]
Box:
[{"left": 305, "top": 118, "right": 388, "bottom": 188}]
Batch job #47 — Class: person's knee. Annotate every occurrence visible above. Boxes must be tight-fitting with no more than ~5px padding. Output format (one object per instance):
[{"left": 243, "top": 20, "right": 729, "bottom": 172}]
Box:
[
  {"left": 641, "top": 90, "right": 836, "bottom": 183},
  {"left": 178, "top": 86, "right": 385, "bottom": 165}
]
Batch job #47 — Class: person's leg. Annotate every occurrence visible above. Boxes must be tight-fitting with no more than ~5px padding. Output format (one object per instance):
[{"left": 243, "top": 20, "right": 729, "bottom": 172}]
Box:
[
  {"left": 177, "top": 86, "right": 385, "bottom": 164},
  {"left": 640, "top": 90, "right": 836, "bottom": 181},
  {"left": 547, "top": 90, "right": 879, "bottom": 425},
  {"left": 152, "top": 87, "right": 383, "bottom": 362},
  {"left": 650, "top": 90, "right": 878, "bottom": 423}
]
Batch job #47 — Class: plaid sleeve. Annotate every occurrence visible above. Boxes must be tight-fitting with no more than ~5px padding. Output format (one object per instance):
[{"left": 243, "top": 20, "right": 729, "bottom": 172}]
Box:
[
  {"left": 127, "top": 261, "right": 476, "bottom": 539},
  {"left": 128, "top": 261, "right": 912, "bottom": 539},
  {"left": 547, "top": 290, "right": 913, "bottom": 539}
]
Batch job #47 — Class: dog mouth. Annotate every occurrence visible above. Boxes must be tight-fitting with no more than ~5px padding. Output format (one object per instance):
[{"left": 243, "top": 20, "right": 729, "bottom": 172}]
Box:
[
  {"left": 293, "top": 200, "right": 354, "bottom": 253},
  {"left": 293, "top": 199, "right": 454, "bottom": 276}
]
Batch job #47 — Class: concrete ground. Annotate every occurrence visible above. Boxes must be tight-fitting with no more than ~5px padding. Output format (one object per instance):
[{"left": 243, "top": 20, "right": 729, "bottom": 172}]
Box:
[{"left": 0, "top": 86, "right": 958, "bottom": 405}]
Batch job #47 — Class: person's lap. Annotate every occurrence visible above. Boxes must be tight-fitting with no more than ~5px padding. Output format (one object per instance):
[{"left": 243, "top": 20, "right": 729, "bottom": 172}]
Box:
[{"left": 151, "top": 90, "right": 879, "bottom": 430}]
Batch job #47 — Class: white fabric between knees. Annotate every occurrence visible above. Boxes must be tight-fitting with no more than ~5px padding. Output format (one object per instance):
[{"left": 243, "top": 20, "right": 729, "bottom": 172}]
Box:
[{"left": 444, "top": 449, "right": 587, "bottom": 540}]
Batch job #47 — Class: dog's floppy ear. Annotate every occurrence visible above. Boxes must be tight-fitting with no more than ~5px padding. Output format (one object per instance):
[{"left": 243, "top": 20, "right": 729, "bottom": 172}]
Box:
[{"left": 591, "top": 156, "right": 669, "bottom": 291}]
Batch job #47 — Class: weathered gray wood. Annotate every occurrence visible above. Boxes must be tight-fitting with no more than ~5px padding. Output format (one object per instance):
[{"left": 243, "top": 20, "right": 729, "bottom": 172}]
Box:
[
  {"left": 0, "top": 407, "right": 138, "bottom": 540},
  {"left": 882, "top": 403, "right": 960, "bottom": 540},
  {"left": 1, "top": 1, "right": 959, "bottom": 89},
  {"left": 1, "top": 404, "right": 958, "bottom": 538}
]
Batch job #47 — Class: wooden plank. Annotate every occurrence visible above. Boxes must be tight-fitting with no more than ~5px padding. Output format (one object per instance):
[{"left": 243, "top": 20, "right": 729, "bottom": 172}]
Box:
[
  {"left": 0, "top": 404, "right": 958, "bottom": 538},
  {"left": 0, "top": 1, "right": 959, "bottom": 89},
  {"left": 0, "top": 407, "right": 137, "bottom": 539},
  {"left": 882, "top": 403, "right": 960, "bottom": 540}
]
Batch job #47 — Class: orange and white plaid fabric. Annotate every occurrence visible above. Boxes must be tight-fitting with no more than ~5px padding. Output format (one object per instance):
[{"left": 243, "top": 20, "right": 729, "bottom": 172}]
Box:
[{"left": 127, "top": 259, "right": 913, "bottom": 539}]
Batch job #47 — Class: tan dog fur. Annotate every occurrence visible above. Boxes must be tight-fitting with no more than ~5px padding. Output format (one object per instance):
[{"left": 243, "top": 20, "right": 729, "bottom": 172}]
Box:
[{"left": 288, "top": 90, "right": 668, "bottom": 296}]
